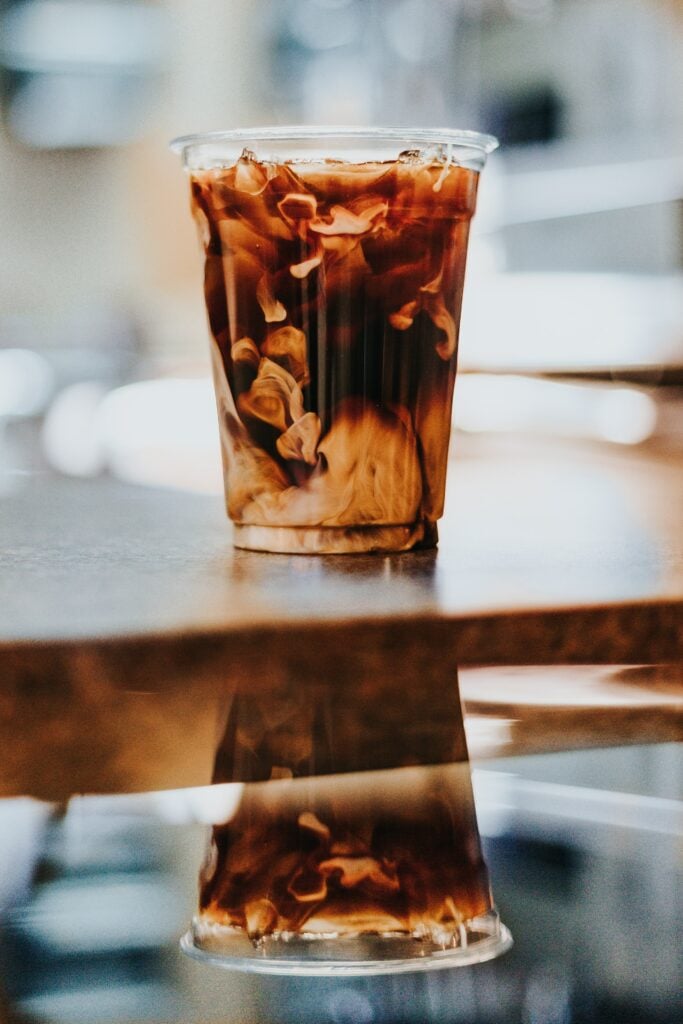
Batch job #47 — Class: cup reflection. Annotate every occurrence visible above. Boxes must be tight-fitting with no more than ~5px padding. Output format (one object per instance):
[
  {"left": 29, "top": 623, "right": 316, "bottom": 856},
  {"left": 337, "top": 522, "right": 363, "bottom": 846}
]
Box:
[{"left": 182, "top": 671, "right": 511, "bottom": 974}]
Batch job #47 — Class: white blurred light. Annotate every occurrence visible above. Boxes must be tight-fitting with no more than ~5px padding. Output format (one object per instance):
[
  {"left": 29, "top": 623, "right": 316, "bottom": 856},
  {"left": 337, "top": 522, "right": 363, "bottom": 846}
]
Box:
[
  {"left": 0, "top": 348, "right": 54, "bottom": 417},
  {"left": 74, "top": 782, "right": 246, "bottom": 827},
  {"left": 43, "top": 373, "right": 659, "bottom": 492},
  {"left": 148, "top": 782, "right": 246, "bottom": 826},
  {"left": 473, "top": 771, "right": 683, "bottom": 840},
  {"left": 42, "top": 381, "right": 107, "bottom": 476},
  {"left": 20, "top": 983, "right": 176, "bottom": 1024},
  {"left": 1, "top": 1, "right": 167, "bottom": 72},
  {"left": 19, "top": 875, "right": 180, "bottom": 952},
  {"left": 96, "top": 377, "right": 223, "bottom": 493},
  {"left": 454, "top": 375, "right": 657, "bottom": 445},
  {"left": 464, "top": 716, "right": 515, "bottom": 761},
  {"left": 459, "top": 273, "right": 683, "bottom": 375},
  {"left": 502, "top": 158, "right": 683, "bottom": 226},
  {"left": 595, "top": 387, "right": 658, "bottom": 445}
]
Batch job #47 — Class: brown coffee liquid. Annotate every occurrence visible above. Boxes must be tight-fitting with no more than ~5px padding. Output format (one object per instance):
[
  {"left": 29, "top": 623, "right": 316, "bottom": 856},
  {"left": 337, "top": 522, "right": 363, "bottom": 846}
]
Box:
[
  {"left": 196, "top": 679, "right": 491, "bottom": 949},
  {"left": 190, "top": 150, "right": 479, "bottom": 544},
  {"left": 198, "top": 764, "right": 492, "bottom": 947}
]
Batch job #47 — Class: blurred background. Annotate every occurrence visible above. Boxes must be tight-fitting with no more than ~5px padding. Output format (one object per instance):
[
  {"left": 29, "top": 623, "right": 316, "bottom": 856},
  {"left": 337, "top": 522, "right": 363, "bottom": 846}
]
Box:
[
  {"left": 0, "top": 2, "right": 682, "bottom": 1023},
  {"left": 0, "top": 0, "right": 682, "bottom": 485}
]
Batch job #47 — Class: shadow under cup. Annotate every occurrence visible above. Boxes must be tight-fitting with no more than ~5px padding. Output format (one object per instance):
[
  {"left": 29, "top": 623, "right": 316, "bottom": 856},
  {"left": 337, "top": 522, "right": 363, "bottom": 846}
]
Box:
[
  {"left": 172, "top": 127, "right": 498, "bottom": 554},
  {"left": 180, "top": 674, "right": 511, "bottom": 976}
]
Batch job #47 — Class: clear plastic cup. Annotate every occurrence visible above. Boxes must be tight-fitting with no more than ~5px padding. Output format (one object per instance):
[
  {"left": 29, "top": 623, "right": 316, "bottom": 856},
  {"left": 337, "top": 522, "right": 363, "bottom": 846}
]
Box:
[
  {"left": 179, "top": 673, "right": 511, "bottom": 976},
  {"left": 172, "top": 127, "right": 497, "bottom": 554}
]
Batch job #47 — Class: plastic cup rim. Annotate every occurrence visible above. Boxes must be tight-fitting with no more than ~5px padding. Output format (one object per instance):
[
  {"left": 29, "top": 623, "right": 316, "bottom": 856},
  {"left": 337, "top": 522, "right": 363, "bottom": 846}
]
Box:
[{"left": 169, "top": 124, "right": 499, "bottom": 159}]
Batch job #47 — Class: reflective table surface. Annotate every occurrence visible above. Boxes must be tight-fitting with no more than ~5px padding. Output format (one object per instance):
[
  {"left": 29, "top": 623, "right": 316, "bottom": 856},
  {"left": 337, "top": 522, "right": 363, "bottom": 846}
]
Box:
[
  {"left": 1, "top": 437, "right": 681, "bottom": 1022},
  {"left": 1, "top": 436, "right": 682, "bottom": 800},
  {"left": 1, "top": 744, "right": 681, "bottom": 1024}
]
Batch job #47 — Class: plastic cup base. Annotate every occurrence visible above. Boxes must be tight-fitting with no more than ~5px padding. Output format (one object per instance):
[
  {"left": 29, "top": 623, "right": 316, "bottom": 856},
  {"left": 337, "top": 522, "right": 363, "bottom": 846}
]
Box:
[
  {"left": 231, "top": 522, "right": 439, "bottom": 555},
  {"left": 180, "top": 911, "right": 512, "bottom": 977}
]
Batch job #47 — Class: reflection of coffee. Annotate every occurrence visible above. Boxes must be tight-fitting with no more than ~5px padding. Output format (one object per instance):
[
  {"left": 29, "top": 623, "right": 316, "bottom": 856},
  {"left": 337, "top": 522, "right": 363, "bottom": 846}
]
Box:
[
  {"left": 190, "top": 148, "right": 480, "bottom": 553},
  {"left": 192, "top": 678, "right": 492, "bottom": 956},
  {"left": 196, "top": 764, "right": 492, "bottom": 952}
]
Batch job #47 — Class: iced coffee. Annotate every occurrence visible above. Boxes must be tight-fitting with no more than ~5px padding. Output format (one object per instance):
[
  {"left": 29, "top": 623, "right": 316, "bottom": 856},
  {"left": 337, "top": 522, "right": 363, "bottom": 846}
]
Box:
[
  {"left": 184, "top": 674, "right": 510, "bottom": 972},
  {"left": 194, "top": 764, "right": 495, "bottom": 962},
  {"left": 177, "top": 129, "right": 496, "bottom": 553}
]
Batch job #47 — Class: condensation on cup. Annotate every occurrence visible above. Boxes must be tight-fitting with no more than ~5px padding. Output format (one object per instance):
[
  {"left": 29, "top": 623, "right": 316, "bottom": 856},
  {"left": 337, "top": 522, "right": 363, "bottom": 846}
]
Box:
[{"left": 172, "top": 127, "right": 498, "bottom": 554}]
